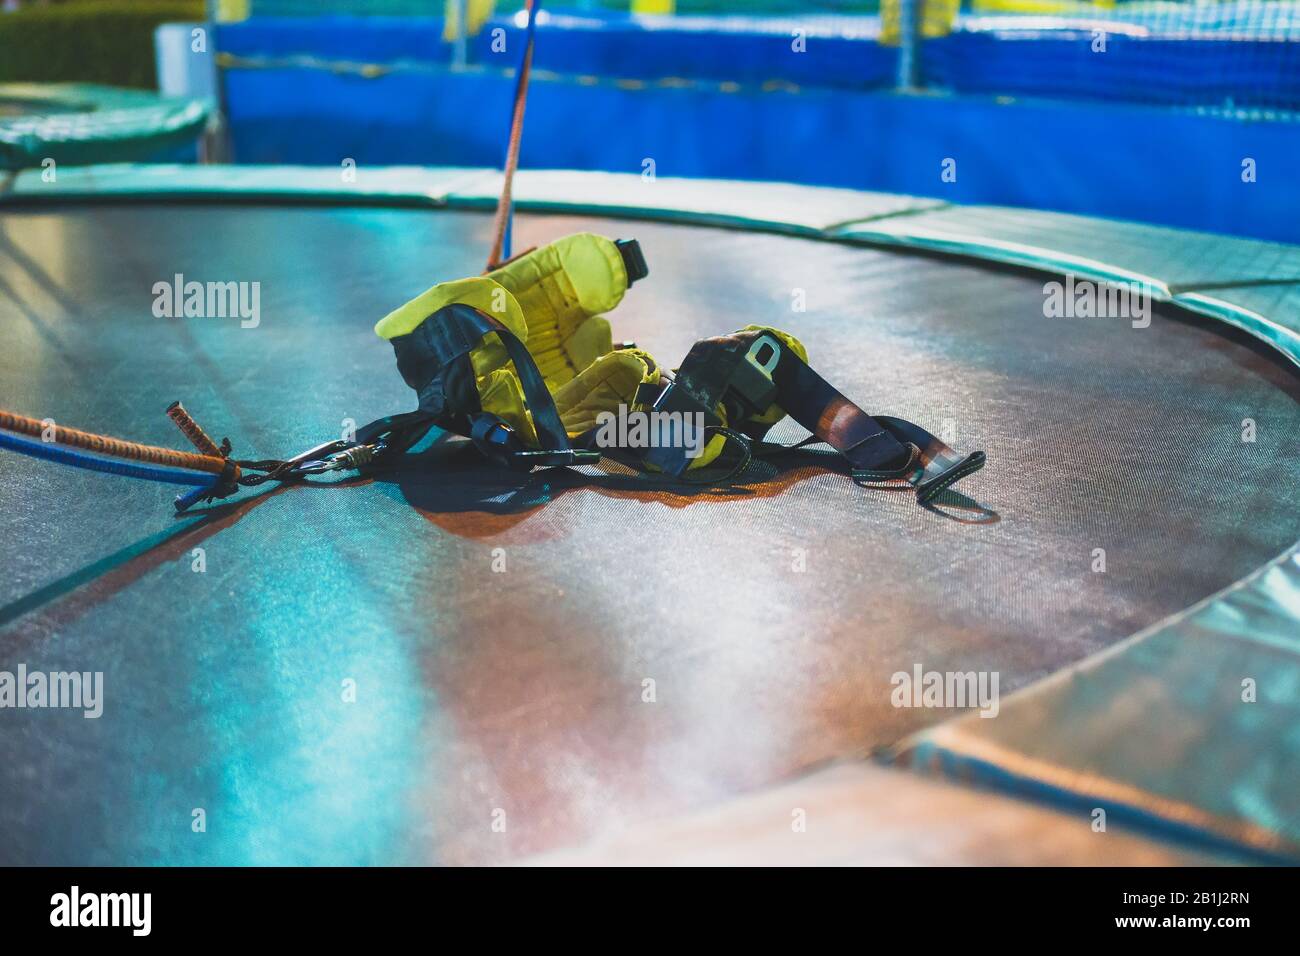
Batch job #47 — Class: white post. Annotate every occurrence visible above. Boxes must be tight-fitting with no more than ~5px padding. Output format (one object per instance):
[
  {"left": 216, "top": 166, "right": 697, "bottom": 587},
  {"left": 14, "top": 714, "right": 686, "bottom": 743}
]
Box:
[
  {"left": 156, "top": 23, "right": 217, "bottom": 99},
  {"left": 452, "top": 0, "right": 470, "bottom": 70}
]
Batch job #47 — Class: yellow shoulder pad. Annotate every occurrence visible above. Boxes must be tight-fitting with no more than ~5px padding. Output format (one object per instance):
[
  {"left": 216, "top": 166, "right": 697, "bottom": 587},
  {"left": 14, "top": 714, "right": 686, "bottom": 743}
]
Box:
[
  {"left": 374, "top": 276, "right": 529, "bottom": 378},
  {"left": 373, "top": 276, "right": 527, "bottom": 343}
]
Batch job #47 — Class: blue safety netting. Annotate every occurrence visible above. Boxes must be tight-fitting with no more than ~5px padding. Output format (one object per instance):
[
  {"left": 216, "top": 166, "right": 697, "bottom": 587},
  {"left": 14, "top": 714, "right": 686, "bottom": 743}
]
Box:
[{"left": 223, "top": 4, "right": 1300, "bottom": 112}]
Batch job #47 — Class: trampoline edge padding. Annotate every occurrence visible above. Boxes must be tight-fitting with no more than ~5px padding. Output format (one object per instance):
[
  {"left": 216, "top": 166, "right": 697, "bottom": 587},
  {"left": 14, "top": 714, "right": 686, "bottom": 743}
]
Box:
[
  {"left": 832, "top": 208, "right": 1300, "bottom": 372},
  {"left": 0, "top": 162, "right": 484, "bottom": 207},
  {"left": 894, "top": 542, "right": 1300, "bottom": 862},
  {"left": 8, "top": 166, "right": 1296, "bottom": 365},
  {"left": 5, "top": 165, "right": 1298, "bottom": 860}
]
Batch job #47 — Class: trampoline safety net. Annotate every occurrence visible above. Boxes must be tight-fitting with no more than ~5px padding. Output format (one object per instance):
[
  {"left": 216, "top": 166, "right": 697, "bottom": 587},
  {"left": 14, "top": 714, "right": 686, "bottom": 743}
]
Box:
[{"left": 223, "top": 0, "right": 1300, "bottom": 115}]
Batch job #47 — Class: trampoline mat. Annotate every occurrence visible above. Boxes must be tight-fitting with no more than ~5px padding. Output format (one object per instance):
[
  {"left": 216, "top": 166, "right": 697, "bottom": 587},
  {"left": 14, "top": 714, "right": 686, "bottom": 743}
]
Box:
[{"left": 0, "top": 205, "right": 1297, "bottom": 864}]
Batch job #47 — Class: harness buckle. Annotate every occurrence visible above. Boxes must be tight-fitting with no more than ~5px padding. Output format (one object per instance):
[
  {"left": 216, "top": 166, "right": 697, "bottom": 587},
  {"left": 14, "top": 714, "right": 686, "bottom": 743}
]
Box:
[
  {"left": 511, "top": 448, "right": 602, "bottom": 467},
  {"left": 724, "top": 334, "right": 781, "bottom": 417},
  {"left": 639, "top": 380, "right": 722, "bottom": 477}
]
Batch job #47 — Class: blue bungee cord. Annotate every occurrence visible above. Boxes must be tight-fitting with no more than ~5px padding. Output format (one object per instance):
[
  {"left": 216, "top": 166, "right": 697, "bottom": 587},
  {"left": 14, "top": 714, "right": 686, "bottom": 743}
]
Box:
[{"left": 0, "top": 429, "right": 219, "bottom": 489}]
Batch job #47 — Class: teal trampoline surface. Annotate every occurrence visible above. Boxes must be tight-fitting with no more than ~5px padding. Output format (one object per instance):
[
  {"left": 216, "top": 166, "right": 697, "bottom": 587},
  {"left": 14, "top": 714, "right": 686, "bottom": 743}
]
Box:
[{"left": 0, "top": 167, "right": 1297, "bottom": 864}]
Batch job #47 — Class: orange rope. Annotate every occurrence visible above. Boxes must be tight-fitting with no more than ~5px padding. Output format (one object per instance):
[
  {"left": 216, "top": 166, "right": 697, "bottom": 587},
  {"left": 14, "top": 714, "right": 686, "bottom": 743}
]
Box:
[
  {"left": 0, "top": 408, "right": 228, "bottom": 476},
  {"left": 486, "top": 0, "right": 539, "bottom": 272}
]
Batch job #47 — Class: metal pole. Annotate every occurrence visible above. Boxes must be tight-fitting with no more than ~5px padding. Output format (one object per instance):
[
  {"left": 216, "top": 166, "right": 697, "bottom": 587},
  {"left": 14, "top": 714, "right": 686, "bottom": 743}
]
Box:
[
  {"left": 205, "top": 0, "right": 232, "bottom": 162},
  {"left": 896, "top": 0, "right": 920, "bottom": 91}
]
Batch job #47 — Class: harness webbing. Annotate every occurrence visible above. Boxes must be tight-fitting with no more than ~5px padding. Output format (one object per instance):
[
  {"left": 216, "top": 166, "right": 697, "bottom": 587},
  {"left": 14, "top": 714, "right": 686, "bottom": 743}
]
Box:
[
  {"left": 766, "top": 342, "right": 913, "bottom": 472},
  {"left": 639, "top": 327, "right": 984, "bottom": 502},
  {"left": 646, "top": 330, "right": 913, "bottom": 475}
]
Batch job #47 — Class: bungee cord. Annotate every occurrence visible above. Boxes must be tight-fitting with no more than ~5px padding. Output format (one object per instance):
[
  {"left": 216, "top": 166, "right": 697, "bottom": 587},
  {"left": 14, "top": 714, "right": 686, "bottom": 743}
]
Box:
[
  {"left": 486, "top": 0, "right": 542, "bottom": 270},
  {"left": 0, "top": 398, "right": 434, "bottom": 513},
  {"left": 0, "top": 429, "right": 220, "bottom": 490},
  {"left": 0, "top": 407, "right": 227, "bottom": 476}
]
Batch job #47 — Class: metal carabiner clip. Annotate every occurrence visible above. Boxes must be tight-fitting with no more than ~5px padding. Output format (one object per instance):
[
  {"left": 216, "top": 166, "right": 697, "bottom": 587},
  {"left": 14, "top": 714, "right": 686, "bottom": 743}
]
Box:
[{"left": 281, "top": 439, "right": 354, "bottom": 476}]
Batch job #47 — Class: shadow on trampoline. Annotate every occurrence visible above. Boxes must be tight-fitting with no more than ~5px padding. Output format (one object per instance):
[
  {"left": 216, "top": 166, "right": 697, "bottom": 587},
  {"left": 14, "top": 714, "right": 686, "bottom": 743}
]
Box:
[
  {"left": 378, "top": 437, "right": 999, "bottom": 537},
  {"left": 0, "top": 483, "right": 289, "bottom": 638}
]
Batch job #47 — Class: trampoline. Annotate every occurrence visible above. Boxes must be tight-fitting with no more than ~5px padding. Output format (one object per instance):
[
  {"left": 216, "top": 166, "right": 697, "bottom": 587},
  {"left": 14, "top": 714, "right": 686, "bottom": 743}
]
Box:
[
  {"left": 0, "top": 166, "right": 1297, "bottom": 865},
  {"left": 0, "top": 84, "right": 211, "bottom": 172}
]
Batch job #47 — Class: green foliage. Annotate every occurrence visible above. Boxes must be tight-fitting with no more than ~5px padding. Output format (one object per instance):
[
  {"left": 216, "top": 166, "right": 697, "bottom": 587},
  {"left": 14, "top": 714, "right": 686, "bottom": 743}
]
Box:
[{"left": 0, "top": 2, "right": 205, "bottom": 89}]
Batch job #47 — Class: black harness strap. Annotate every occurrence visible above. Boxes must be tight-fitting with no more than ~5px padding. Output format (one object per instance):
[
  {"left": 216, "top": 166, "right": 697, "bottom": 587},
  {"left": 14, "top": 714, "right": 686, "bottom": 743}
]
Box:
[
  {"left": 646, "top": 329, "right": 908, "bottom": 474},
  {"left": 764, "top": 336, "right": 913, "bottom": 472},
  {"left": 646, "top": 327, "right": 984, "bottom": 502}
]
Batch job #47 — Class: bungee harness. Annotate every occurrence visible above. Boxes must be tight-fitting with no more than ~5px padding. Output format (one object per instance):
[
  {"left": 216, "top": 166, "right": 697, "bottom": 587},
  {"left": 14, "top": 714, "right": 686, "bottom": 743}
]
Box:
[
  {"left": 367, "top": 230, "right": 985, "bottom": 505},
  {"left": 0, "top": 0, "right": 984, "bottom": 512},
  {"left": 0, "top": 229, "right": 984, "bottom": 513}
]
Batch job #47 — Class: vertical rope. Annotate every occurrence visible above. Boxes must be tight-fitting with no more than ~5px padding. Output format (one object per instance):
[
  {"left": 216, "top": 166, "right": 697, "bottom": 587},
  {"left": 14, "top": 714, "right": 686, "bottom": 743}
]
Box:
[{"left": 486, "top": 0, "right": 543, "bottom": 272}]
